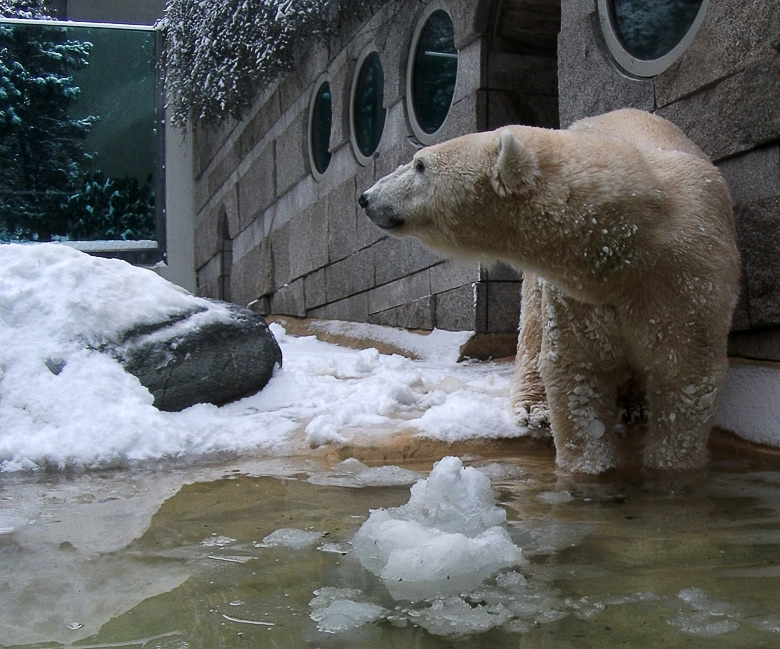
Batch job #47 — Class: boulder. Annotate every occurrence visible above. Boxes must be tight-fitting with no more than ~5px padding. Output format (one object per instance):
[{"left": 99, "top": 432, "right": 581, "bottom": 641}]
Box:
[{"left": 111, "top": 301, "right": 282, "bottom": 412}]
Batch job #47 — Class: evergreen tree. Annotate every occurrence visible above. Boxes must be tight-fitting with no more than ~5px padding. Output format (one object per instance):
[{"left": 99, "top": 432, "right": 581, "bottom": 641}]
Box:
[{"left": 0, "top": 0, "right": 96, "bottom": 240}]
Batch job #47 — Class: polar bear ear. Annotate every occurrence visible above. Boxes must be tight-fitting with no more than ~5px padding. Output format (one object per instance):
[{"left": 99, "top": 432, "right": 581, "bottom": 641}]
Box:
[{"left": 491, "top": 129, "right": 539, "bottom": 197}]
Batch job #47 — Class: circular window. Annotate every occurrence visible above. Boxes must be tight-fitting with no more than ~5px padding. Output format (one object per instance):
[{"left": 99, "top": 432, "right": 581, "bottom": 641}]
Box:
[
  {"left": 350, "top": 48, "right": 386, "bottom": 164},
  {"left": 308, "top": 76, "right": 332, "bottom": 180},
  {"left": 598, "top": 0, "right": 709, "bottom": 77},
  {"left": 407, "top": 4, "right": 458, "bottom": 143}
]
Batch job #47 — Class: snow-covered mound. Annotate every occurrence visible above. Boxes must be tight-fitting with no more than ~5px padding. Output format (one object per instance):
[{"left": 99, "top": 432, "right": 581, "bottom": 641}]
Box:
[
  {"left": 0, "top": 243, "right": 523, "bottom": 472},
  {"left": 351, "top": 456, "right": 525, "bottom": 601}
]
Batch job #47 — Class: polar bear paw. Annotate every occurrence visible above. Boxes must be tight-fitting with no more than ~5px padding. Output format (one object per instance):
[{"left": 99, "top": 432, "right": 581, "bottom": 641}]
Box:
[{"left": 514, "top": 402, "right": 552, "bottom": 439}]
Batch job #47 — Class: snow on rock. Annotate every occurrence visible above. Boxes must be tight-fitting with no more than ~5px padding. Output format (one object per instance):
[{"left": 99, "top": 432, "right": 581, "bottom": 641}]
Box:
[
  {"left": 0, "top": 244, "right": 289, "bottom": 471},
  {"left": 715, "top": 361, "right": 780, "bottom": 448},
  {"left": 0, "top": 242, "right": 282, "bottom": 413},
  {"left": 0, "top": 243, "right": 204, "bottom": 346},
  {"left": 350, "top": 456, "right": 525, "bottom": 602}
]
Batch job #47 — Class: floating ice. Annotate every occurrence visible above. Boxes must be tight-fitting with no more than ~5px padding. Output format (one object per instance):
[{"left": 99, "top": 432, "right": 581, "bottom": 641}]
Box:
[
  {"left": 409, "top": 596, "right": 513, "bottom": 636},
  {"left": 350, "top": 456, "right": 525, "bottom": 602},
  {"left": 536, "top": 490, "right": 574, "bottom": 505},
  {"left": 256, "top": 528, "right": 323, "bottom": 550},
  {"left": 200, "top": 535, "right": 235, "bottom": 547},
  {"left": 309, "top": 588, "right": 386, "bottom": 634},
  {"left": 668, "top": 587, "right": 741, "bottom": 638},
  {"left": 309, "top": 458, "right": 422, "bottom": 488},
  {"left": 668, "top": 611, "right": 741, "bottom": 638}
]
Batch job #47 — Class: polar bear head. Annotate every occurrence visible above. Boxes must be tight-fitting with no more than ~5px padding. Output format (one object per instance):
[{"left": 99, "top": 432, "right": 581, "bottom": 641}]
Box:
[{"left": 358, "top": 129, "right": 541, "bottom": 257}]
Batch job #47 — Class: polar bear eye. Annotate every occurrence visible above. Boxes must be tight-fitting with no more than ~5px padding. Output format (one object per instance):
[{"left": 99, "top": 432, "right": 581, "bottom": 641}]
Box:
[{"left": 414, "top": 158, "right": 425, "bottom": 173}]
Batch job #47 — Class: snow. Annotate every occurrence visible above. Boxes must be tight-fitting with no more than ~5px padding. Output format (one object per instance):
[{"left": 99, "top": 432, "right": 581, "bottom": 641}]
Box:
[{"left": 0, "top": 243, "right": 524, "bottom": 472}]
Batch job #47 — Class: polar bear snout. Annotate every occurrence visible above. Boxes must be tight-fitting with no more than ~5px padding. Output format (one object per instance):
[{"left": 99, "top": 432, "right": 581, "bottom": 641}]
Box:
[{"left": 358, "top": 190, "right": 404, "bottom": 230}]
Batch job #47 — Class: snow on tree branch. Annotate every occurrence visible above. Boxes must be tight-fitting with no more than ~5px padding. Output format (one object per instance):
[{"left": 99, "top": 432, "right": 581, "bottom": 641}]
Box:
[
  {"left": 161, "top": 0, "right": 386, "bottom": 126},
  {"left": 161, "top": 0, "right": 326, "bottom": 126}
]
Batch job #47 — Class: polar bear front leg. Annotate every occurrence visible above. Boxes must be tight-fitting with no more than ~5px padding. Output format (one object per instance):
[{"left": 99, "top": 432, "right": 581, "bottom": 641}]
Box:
[
  {"left": 540, "top": 289, "right": 622, "bottom": 475},
  {"left": 510, "top": 273, "right": 550, "bottom": 436},
  {"left": 643, "top": 359, "right": 728, "bottom": 472},
  {"left": 544, "top": 366, "right": 620, "bottom": 475}
]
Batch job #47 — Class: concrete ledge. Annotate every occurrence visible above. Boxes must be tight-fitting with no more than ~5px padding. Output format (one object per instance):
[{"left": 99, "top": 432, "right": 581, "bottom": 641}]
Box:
[{"left": 716, "top": 358, "right": 780, "bottom": 448}]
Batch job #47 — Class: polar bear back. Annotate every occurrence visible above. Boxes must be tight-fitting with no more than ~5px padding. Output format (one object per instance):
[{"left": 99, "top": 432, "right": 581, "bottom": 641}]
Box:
[{"left": 568, "top": 108, "right": 708, "bottom": 161}]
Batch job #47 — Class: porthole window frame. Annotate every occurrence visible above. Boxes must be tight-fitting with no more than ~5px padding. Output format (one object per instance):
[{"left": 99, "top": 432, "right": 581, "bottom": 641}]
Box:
[
  {"left": 307, "top": 72, "right": 333, "bottom": 181},
  {"left": 597, "top": 0, "right": 710, "bottom": 78},
  {"left": 349, "top": 44, "right": 387, "bottom": 166},
  {"left": 406, "top": 1, "right": 459, "bottom": 145}
]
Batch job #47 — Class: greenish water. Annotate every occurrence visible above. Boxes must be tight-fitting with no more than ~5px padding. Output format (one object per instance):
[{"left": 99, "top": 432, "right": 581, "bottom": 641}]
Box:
[{"left": 3, "top": 448, "right": 780, "bottom": 648}]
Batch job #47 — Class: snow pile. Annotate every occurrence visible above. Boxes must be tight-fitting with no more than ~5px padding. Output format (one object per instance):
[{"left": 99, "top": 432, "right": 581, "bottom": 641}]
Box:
[
  {"left": 351, "top": 456, "right": 525, "bottom": 602},
  {"left": 0, "top": 243, "right": 523, "bottom": 472}
]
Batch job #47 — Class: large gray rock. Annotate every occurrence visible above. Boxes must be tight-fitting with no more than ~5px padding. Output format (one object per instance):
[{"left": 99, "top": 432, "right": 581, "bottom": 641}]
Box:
[{"left": 110, "top": 301, "right": 282, "bottom": 412}]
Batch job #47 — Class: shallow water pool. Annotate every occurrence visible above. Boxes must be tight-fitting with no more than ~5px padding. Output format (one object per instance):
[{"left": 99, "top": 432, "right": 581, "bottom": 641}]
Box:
[{"left": 3, "top": 440, "right": 780, "bottom": 648}]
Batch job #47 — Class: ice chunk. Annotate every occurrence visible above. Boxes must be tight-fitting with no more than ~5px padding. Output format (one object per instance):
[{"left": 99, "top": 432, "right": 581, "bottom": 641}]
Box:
[
  {"left": 310, "top": 458, "right": 422, "bottom": 488},
  {"left": 677, "top": 587, "right": 733, "bottom": 616},
  {"left": 200, "top": 535, "right": 235, "bottom": 547},
  {"left": 257, "top": 528, "right": 322, "bottom": 550},
  {"left": 536, "top": 490, "right": 574, "bottom": 505},
  {"left": 353, "top": 464, "right": 422, "bottom": 487},
  {"left": 309, "top": 588, "right": 386, "bottom": 634},
  {"left": 396, "top": 456, "right": 508, "bottom": 535},
  {"left": 350, "top": 457, "right": 525, "bottom": 602},
  {"left": 668, "top": 611, "right": 740, "bottom": 638},
  {"left": 410, "top": 596, "right": 512, "bottom": 636},
  {"left": 668, "top": 588, "right": 741, "bottom": 638}
]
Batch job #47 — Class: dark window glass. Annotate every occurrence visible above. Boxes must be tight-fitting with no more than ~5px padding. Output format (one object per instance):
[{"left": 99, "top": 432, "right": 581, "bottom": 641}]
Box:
[
  {"left": 411, "top": 9, "right": 458, "bottom": 135},
  {"left": 0, "top": 20, "right": 160, "bottom": 246},
  {"left": 608, "top": 0, "right": 704, "bottom": 61},
  {"left": 310, "top": 81, "right": 332, "bottom": 175},
  {"left": 353, "top": 51, "right": 386, "bottom": 158}
]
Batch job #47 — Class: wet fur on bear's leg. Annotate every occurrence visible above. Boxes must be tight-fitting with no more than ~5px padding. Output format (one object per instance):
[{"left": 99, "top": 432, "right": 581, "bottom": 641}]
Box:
[{"left": 510, "top": 273, "right": 551, "bottom": 437}]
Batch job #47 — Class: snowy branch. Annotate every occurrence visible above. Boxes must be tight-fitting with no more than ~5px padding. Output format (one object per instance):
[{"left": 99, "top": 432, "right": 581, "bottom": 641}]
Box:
[{"left": 160, "top": 0, "right": 384, "bottom": 126}]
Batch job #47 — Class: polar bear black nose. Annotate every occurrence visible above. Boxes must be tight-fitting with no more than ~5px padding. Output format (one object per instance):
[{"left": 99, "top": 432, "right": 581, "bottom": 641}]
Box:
[{"left": 358, "top": 192, "right": 368, "bottom": 209}]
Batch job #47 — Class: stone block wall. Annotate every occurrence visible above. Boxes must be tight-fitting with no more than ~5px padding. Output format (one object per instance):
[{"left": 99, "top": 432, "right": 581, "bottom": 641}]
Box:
[
  {"left": 558, "top": 0, "right": 780, "bottom": 360},
  {"left": 191, "top": 0, "right": 559, "bottom": 339}
]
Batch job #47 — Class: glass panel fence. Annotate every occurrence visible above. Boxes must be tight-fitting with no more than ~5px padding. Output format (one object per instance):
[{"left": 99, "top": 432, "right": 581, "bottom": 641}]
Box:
[{"left": 0, "top": 18, "right": 162, "bottom": 259}]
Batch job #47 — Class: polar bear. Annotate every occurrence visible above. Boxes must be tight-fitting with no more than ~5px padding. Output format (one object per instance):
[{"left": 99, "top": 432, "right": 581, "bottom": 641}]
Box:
[{"left": 358, "top": 109, "right": 741, "bottom": 476}]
